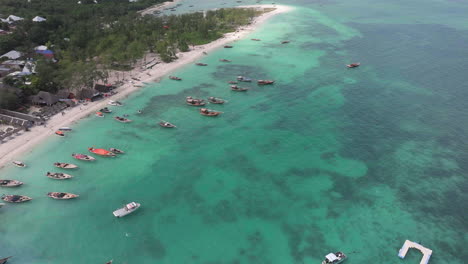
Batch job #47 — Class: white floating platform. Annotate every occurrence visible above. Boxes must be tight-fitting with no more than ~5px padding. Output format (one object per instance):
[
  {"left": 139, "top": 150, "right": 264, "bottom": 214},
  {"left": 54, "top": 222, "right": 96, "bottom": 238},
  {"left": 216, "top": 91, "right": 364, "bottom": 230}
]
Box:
[{"left": 398, "top": 240, "right": 432, "bottom": 264}]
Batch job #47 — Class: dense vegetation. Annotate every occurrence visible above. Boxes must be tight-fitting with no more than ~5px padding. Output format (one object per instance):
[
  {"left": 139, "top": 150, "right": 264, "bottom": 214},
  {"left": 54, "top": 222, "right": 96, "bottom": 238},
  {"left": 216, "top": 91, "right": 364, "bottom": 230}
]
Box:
[{"left": 0, "top": 0, "right": 262, "bottom": 109}]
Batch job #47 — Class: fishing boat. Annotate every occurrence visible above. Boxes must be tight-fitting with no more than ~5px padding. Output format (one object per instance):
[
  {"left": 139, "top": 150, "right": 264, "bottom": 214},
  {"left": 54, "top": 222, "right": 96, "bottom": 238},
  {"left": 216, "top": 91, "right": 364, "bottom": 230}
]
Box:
[
  {"left": 0, "top": 256, "right": 12, "bottom": 264},
  {"left": 88, "top": 147, "right": 116, "bottom": 157},
  {"left": 54, "top": 162, "right": 78, "bottom": 169},
  {"left": 237, "top": 76, "right": 252, "bottom": 82},
  {"left": 105, "top": 260, "right": 113, "bottom": 264},
  {"left": 0, "top": 180, "right": 23, "bottom": 187},
  {"left": 113, "top": 202, "right": 141, "bottom": 218},
  {"left": 1, "top": 195, "right": 32, "bottom": 203},
  {"left": 72, "top": 153, "right": 96, "bottom": 161},
  {"left": 219, "top": 59, "right": 231, "bottom": 62},
  {"left": 257, "top": 80, "right": 275, "bottom": 85},
  {"left": 114, "top": 116, "right": 132, "bottom": 123},
  {"left": 186, "top": 96, "right": 206, "bottom": 106},
  {"left": 200, "top": 108, "right": 222, "bottom": 117},
  {"left": 55, "top": 130, "right": 65, "bottom": 137},
  {"left": 159, "top": 121, "right": 176, "bottom": 128},
  {"left": 58, "top": 127, "right": 72, "bottom": 131},
  {"left": 195, "top": 63, "right": 208, "bottom": 66},
  {"left": 322, "top": 252, "right": 347, "bottom": 264},
  {"left": 231, "top": 85, "right": 249, "bottom": 92},
  {"left": 224, "top": 45, "right": 233, "bottom": 48},
  {"left": 251, "top": 38, "right": 261, "bottom": 41},
  {"left": 96, "top": 111, "right": 104, "bottom": 117},
  {"left": 100, "top": 107, "right": 112, "bottom": 113},
  {"left": 169, "top": 76, "right": 182, "bottom": 80},
  {"left": 12, "top": 161, "right": 26, "bottom": 168},
  {"left": 207, "top": 97, "right": 225, "bottom": 104},
  {"left": 108, "top": 100, "right": 123, "bottom": 106},
  {"left": 0, "top": 203, "right": 4, "bottom": 208},
  {"left": 109, "top": 148, "right": 125, "bottom": 154},
  {"left": 228, "top": 81, "right": 238, "bottom": 84},
  {"left": 46, "top": 172, "right": 73, "bottom": 180},
  {"left": 346, "top": 62, "right": 360, "bottom": 68},
  {"left": 281, "top": 40, "right": 290, "bottom": 44},
  {"left": 47, "top": 192, "right": 79, "bottom": 200}
]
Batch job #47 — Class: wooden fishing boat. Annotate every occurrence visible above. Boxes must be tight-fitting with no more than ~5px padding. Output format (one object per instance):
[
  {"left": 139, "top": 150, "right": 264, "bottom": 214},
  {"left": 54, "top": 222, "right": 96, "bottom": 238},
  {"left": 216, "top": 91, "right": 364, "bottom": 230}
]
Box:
[
  {"left": 109, "top": 148, "right": 125, "bottom": 154},
  {"left": 58, "top": 127, "right": 72, "bottom": 131},
  {"left": 237, "top": 76, "right": 252, "bottom": 82},
  {"left": 12, "top": 161, "right": 26, "bottom": 168},
  {"left": 114, "top": 116, "right": 132, "bottom": 123},
  {"left": 231, "top": 85, "right": 249, "bottom": 92},
  {"left": 169, "top": 76, "right": 182, "bottom": 80},
  {"left": 0, "top": 256, "right": 12, "bottom": 264},
  {"left": 88, "top": 147, "right": 116, "bottom": 157},
  {"left": 346, "top": 62, "right": 360, "bottom": 68},
  {"left": 281, "top": 40, "right": 290, "bottom": 44},
  {"left": 46, "top": 172, "right": 73, "bottom": 180},
  {"left": 219, "top": 59, "right": 231, "bottom": 62},
  {"left": 0, "top": 180, "right": 23, "bottom": 187},
  {"left": 55, "top": 130, "right": 65, "bottom": 137},
  {"left": 195, "top": 63, "right": 208, "bottom": 66},
  {"left": 100, "top": 107, "right": 112, "bottom": 113},
  {"left": 54, "top": 162, "right": 78, "bottom": 169},
  {"left": 72, "top": 153, "right": 96, "bottom": 161},
  {"left": 159, "top": 121, "right": 176, "bottom": 128},
  {"left": 224, "top": 45, "right": 233, "bottom": 48},
  {"left": 200, "top": 108, "right": 222, "bottom": 117},
  {"left": 47, "top": 192, "right": 79, "bottom": 200},
  {"left": 186, "top": 96, "right": 206, "bottom": 106},
  {"left": 257, "top": 80, "right": 275, "bottom": 85},
  {"left": 207, "top": 97, "right": 225, "bottom": 104},
  {"left": 251, "top": 38, "right": 261, "bottom": 41},
  {"left": 1, "top": 194, "right": 32, "bottom": 203},
  {"left": 96, "top": 111, "right": 104, "bottom": 117},
  {"left": 108, "top": 100, "right": 123, "bottom": 106},
  {"left": 228, "top": 81, "right": 238, "bottom": 84}
]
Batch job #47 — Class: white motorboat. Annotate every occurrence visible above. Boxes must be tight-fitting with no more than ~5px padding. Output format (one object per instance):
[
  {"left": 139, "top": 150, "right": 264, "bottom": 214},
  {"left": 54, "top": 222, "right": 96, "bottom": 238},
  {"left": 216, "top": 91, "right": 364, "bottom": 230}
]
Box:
[
  {"left": 58, "top": 127, "right": 73, "bottom": 131},
  {"left": 108, "top": 100, "right": 123, "bottom": 106},
  {"left": 322, "top": 252, "right": 347, "bottom": 264},
  {"left": 113, "top": 202, "right": 140, "bottom": 218}
]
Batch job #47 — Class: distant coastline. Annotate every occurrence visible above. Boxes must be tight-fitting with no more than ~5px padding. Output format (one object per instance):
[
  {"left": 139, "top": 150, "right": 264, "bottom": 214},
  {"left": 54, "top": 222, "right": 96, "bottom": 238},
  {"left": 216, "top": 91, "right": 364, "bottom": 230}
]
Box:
[
  {"left": 0, "top": 4, "right": 293, "bottom": 169},
  {"left": 139, "top": 0, "right": 183, "bottom": 16}
]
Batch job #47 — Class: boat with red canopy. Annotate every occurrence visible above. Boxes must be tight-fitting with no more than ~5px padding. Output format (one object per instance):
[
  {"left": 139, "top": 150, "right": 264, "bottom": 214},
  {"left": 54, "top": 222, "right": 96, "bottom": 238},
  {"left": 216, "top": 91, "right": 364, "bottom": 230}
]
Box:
[
  {"left": 88, "top": 147, "right": 116, "bottom": 157},
  {"left": 346, "top": 62, "right": 360, "bottom": 68}
]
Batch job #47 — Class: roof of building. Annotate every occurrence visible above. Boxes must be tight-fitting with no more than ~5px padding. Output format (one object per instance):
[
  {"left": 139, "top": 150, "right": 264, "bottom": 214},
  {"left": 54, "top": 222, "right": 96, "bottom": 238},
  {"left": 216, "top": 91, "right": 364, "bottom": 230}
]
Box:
[
  {"left": 32, "top": 16, "right": 47, "bottom": 22},
  {"left": 0, "top": 50, "right": 23, "bottom": 60},
  {"left": 34, "top": 45, "right": 48, "bottom": 51}
]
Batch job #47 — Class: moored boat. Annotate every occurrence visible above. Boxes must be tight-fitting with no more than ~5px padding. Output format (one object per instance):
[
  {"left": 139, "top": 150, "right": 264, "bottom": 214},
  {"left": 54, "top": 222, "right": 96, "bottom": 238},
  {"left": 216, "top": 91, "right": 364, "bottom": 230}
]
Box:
[
  {"left": 88, "top": 147, "right": 116, "bottom": 157},
  {"left": 281, "top": 40, "right": 290, "bottom": 44},
  {"left": 72, "top": 153, "right": 96, "bottom": 161},
  {"left": 100, "top": 107, "right": 112, "bottom": 113},
  {"left": 251, "top": 38, "right": 261, "bottom": 41},
  {"left": 237, "top": 76, "right": 252, "bottom": 82},
  {"left": 109, "top": 148, "right": 125, "bottom": 154},
  {"left": 0, "top": 256, "right": 12, "bottom": 264},
  {"left": 0, "top": 180, "right": 23, "bottom": 187},
  {"left": 0, "top": 203, "right": 4, "bottom": 208},
  {"left": 257, "top": 80, "right": 275, "bottom": 85},
  {"left": 200, "top": 108, "right": 222, "bottom": 117},
  {"left": 96, "top": 111, "right": 104, "bottom": 117},
  {"left": 322, "top": 252, "right": 347, "bottom": 264},
  {"left": 231, "top": 85, "right": 249, "bottom": 92},
  {"left": 228, "top": 81, "right": 238, "bottom": 84},
  {"left": 207, "top": 97, "right": 225, "bottom": 104},
  {"left": 224, "top": 45, "right": 233, "bottom": 48},
  {"left": 114, "top": 116, "right": 132, "bottom": 123},
  {"left": 186, "top": 96, "right": 206, "bottom": 106},
  {"left": 46, "top": 172, "right": 73, "bottom": 180},
  {"left": 195, "top": 63, "right": 208, "bottom": 66},
  {"left": 169, "top": 75, "right": 182, "bottom": 80},
  {"left": 113, "top": 202, "right": 141, "bottom": 218},
  {"left": 108, "top": 100, "right": 123, "bottom": 106},
  {"left": 159, "top": 121, "right": 176, "bottom": 128},
  {"left": 1, "top": 194, "right": 32, "bottom": 203},
  {"left": 58, "top": 127, "right": 72, "bottom": 131},
  {"left": 346, "top": 62, "right": 360, "bottom": 68},
  {"left": 55, "top": 130, "right": 65, "bottom": 137},
  {"left": 219, "top": 59, "right": 231, "bottom": 62},
  {"left": 105, "top": 260, "right": 113, "bottom": 264},
  {"left": 12, "top": 161, "right": 26, "bottom": 168},
  {"left": 54, "top": 162, "right": 78, "bottom": 169},
  {"left": 47, "top": 192, "right": 79, "bottom": 200}
]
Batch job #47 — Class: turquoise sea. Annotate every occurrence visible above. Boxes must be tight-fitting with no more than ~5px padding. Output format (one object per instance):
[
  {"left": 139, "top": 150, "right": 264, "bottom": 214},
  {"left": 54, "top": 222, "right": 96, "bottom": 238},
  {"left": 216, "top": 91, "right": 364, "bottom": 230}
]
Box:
[{"left": 1, "top": 0, "right": 467, "bottom": 263}]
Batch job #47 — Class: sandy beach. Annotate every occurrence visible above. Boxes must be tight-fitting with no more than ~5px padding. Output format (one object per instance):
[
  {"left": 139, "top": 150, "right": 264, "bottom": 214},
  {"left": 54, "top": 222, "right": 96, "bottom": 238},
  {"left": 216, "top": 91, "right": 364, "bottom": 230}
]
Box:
[
  {"left": 0, "top": 4, "right": 293, "bottom": 169},
  {"left": 139, "top": 0, "right": 183, "bottom": 16}
]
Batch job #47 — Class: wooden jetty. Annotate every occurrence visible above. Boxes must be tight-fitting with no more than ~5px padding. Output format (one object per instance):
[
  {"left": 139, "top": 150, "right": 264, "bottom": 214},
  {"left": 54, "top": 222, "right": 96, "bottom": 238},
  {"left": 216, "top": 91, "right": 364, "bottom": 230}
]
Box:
[{"left": 398, "top": 240, "right": 432, "bottom": 264}]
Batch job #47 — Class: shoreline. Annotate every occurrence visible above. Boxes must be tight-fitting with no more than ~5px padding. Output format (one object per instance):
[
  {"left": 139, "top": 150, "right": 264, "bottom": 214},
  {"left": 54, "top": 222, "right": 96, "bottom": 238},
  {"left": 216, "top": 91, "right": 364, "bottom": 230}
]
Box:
[
  {"left": 139, "top": 0, "right": 183, "bottom": 16},
  {"left": 0, "top": 4, "right": 293, "bottom": 170}
]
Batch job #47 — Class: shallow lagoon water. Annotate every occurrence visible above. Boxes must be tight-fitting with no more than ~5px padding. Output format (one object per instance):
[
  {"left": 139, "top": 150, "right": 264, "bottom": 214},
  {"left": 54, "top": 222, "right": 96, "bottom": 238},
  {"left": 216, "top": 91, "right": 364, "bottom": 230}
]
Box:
[{"left": 1, "top": 0, "right": 467, "bottom": 263}]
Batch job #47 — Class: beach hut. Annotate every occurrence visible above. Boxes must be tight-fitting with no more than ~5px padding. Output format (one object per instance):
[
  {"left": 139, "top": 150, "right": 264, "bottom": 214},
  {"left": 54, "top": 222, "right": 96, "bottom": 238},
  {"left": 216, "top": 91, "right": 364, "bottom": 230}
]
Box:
[{"left": 31, "top": 91, "right": 59, "bottom": 106}]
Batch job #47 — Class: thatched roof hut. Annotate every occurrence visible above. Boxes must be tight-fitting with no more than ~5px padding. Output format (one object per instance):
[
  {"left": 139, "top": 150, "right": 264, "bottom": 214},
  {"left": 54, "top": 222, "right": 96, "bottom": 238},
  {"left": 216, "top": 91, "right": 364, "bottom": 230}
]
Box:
[{"left": 31, "top": 91, "right": 58, "bottom": 106}]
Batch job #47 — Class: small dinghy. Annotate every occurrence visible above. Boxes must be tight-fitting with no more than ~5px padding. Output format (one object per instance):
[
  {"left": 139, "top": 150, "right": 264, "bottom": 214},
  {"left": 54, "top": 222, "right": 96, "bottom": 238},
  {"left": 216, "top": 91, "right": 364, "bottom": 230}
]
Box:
[
  {"left": 195, "top": 63, "right": 208, "bottom": 66},
  {"left": 100, "top": 107, "right": 112, "bottom": 113},
  {"left": 228, "top": 81, "right": 238, "bottom": 84},
  {"left": 224, "top": 45, "right": 233, "bottom": 48},
  {"left": 58, "top": 127, "right": 72, "bottom": 131},
  {"left": 159, "top": 121, "right": 176, "bottom": 128},
  {"left": 186, "top": 96, "right": 206, "bottom": 106},
  {"left": 0, "top": 180, "right": 23, "bottom": 187},
  {"left": 1, "top": 194, "right": 32, "bottom": 203},
  {"left": 54, "top": 162, "right": 78, "bottom": 169},
  {"left": 231, "top": 85, "right": 249, "bottom": 92},
  {"left": 251, "top": 38, "right": 261, "bottom": 41},
  {"left": 169, "top": 76, "right": 182, "bottom": 80},
  {"left": 47, "top": 192, "right": 79, "bottom": 200},
  {"left": 46, "top": 172, "right": 73, "bottom": 180},
  {"left": 12, "top": 161, "right": 26, "bottom": 168},
  {"left": 113, "top": 202, "right": 141, "bottom": 218},
  {"left": 96, "top": 111, "right": 104, "bottom": 117},
  {"left": 72, "top": 153, "right": 96, "bottom": 161},
  {"left": 114, "top": 116, "right": 132, "bottom": 123},
  {"left": 281, "top": 40, "right": 290, "bottom": 44},
  {"left": 0, "top": 256, "right": 12, "bottom": 264},
  {"left": 237, "top": 76, "right": 252, "bottom": 82},
  {"left": 88, "top": 147, "right": 116, "bottom": 157},
  {"left": 219, "top": 59, "right": 231, "bottom": 62},
  {"left": 207, "top": 97, "right": 226, "bottom": 104},
  {"left": 200, "top": 108, "right": 222, "bottom": 117},
  {"left": 257, "top": 80, "right": 275, "bottom": 85},
  {"left": 105, "top": 260, "right": 113, "bottom": 264},
  {"left": 108, "top": 100, "right": 123, "bottom": 106},
  {"left": 55, "top": 130, "right": 65, "bottom": 137},
  {"left": 322, "top": 252, "right": 347, "bottom": 264},
  {"left": 109, "top": 148, "right": 125, "bottom": 154},
  {"left": 346, "top": 62, "right": 360, "bottom": 68}
]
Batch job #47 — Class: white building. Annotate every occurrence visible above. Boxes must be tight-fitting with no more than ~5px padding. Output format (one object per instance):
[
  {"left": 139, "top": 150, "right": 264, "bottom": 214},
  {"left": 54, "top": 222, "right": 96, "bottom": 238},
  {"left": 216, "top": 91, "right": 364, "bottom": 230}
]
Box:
[{"left": 32, "top": 16, "right": 47, "bottom": 22}]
